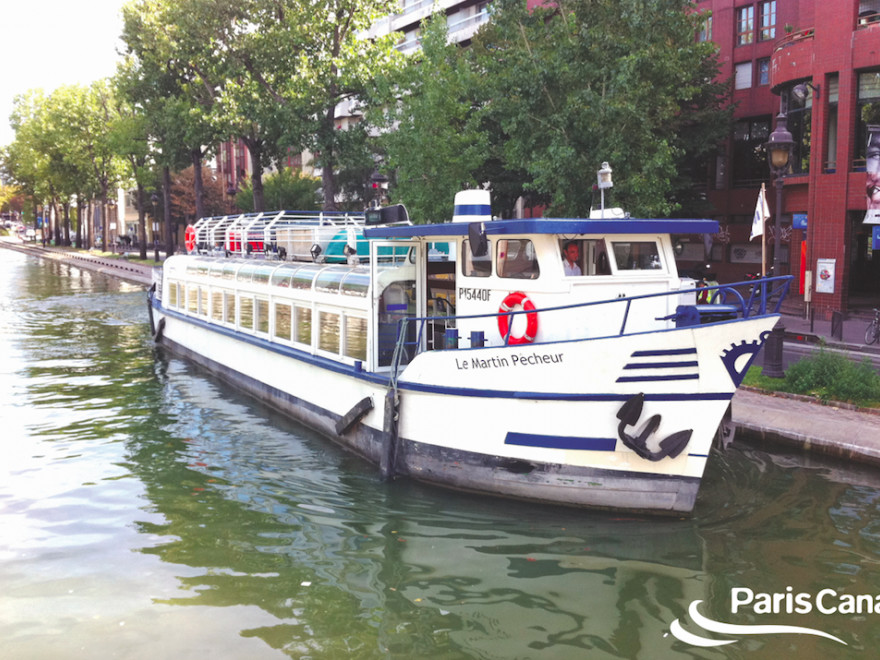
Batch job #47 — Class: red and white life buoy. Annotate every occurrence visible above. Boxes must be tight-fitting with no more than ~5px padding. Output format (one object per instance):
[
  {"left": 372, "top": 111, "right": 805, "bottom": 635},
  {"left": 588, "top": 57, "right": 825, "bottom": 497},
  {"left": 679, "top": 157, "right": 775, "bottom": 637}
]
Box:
[
  {"left": 185, "top": 225, "right": 197, "bottom": 252},
  {"left": 497, "top": 291, "right": 538, "bottom": 345}
]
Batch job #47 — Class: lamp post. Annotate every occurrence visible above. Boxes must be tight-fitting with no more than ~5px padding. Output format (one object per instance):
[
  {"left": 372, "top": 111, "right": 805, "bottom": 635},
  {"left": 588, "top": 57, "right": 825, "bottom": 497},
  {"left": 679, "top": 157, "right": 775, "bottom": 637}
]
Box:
[
  {"left": 762, "top": 112, "right": 794, "bottom": 378},
  {"left": 370, "top": 170, "right": 389, "bottom": 209},
  {"left": 151, "top": 192, "right": 160, "bottom": 263},
  {"left": 597, "top": 162, "right": 613, "bottom": 218},
  {"left": 766, "top": 112, "right": 794, "bottom": 274}
]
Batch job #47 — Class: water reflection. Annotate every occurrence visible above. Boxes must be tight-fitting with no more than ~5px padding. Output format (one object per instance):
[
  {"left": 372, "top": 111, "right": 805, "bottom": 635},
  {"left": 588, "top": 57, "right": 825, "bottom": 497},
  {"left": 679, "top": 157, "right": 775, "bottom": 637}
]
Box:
[{"left": 5, "top": 250, "right": 880, "bottom": 659}]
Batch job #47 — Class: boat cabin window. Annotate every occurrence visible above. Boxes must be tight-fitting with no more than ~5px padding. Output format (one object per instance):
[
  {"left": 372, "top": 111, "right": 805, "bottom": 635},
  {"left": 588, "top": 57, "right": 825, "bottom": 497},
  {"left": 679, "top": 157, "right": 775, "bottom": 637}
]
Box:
[
  {"left": 319, "top": 311, "right": 341, "bottom": 353},
  {"left": 236, "top": 264, "right": 257, "bottom": 283},
  {"left": 252, "top": 265, "right": 275, "bottom": 285},
  {"left": 274, "top": 303, "right": 292, "bottom": 340},
  {"left": 344, "top": 316, "right": 368, "bottom": 361},
  {"left": 294, "top": 306, "right": 312, "bottom": 345},
  {"left": 239, "top": 296, "right": 254, "bottom": 330},
  {"left": 341, "top": 269, "right": 370, "bottom": 297},
  {"left": 291, "top": 264, "right": 323, "bottom": 290},
  {"left": 610, "top": 241, "right": 663, "bottom": 271},
  {"left": 497, "top": 239, "right": 540, "bottom": 280},
  {"left": 315, "top": 266, "right": 349, "bottom": 294},
  {"left": 462, "top": 239, "right": 492, "bottom": 277},
  {"left": 271, "top": 263, "right": 299, "bottom": 288},
  {"left": 221, "top": 263, "right": 238, "bottom": 280},
  {"left": 559, "top": 239, "right": 611, "bottom": 276},
  {"left": 255, "top": 298, "right": 270, "bottom": 334}
]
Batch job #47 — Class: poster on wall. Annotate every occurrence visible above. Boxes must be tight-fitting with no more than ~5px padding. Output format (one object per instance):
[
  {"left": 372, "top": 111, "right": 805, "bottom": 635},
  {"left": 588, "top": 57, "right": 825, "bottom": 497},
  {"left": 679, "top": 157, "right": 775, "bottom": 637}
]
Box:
[
  {"left": 866, "top": 126, "right": 880, "bottom": 223},
  {"left": 816, "top": 258, "right": 835, "bottom": 294}
]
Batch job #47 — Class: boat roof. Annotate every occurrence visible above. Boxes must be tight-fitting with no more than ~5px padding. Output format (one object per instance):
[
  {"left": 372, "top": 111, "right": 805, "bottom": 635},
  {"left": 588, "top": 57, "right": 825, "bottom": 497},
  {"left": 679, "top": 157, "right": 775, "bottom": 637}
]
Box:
[{"left": 363, "top": 217, "right": 719, "bottom": 239}]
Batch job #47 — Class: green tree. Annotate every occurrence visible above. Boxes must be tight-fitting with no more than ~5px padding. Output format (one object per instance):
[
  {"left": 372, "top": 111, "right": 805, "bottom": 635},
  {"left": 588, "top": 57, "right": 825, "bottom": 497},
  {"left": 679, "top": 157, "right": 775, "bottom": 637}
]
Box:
[
  {"left": 372, "top": 15, "right": 489, "bottom": 222},
  {"left": 469, "top": 0, "right": 731, "bottom": 217},
  {"left": 213, "top": 0, "right": 402, "bottom": 211},
  {"left": 120, "top": 0, "right": 223, "bottom": 230},
  {"left": 107, "top": 92, "right": 155, "bottom": 259},
  {"left": 234, "top": 168, "right": 321, "bottom": 212}
]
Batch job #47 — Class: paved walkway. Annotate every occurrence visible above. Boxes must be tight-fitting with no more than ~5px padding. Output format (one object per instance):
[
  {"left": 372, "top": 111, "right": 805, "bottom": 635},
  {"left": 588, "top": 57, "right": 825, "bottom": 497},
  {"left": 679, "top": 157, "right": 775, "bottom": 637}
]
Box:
[
  {"left": 5, "top": 236, "right": 880, "bottom": 470},
  {"left": 0, "top": 238, "right": 156, "bottom": 286}
]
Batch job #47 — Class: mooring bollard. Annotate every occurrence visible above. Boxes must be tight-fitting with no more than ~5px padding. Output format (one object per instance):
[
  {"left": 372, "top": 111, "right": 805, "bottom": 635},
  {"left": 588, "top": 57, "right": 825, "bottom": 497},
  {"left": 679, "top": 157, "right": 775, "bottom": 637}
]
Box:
[{"left": 763, "top": 320, "right": 786, "bottom": 378}]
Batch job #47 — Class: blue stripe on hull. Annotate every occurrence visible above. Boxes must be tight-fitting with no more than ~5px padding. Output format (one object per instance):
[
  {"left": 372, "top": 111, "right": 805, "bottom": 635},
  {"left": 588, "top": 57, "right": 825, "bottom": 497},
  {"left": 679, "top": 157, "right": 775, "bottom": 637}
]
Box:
[
  {"left": 616, "top": 374, "right": 700, "bottom": 383},
  {"left": 505, "top": 432, "right": 617, "bottom": 451}
]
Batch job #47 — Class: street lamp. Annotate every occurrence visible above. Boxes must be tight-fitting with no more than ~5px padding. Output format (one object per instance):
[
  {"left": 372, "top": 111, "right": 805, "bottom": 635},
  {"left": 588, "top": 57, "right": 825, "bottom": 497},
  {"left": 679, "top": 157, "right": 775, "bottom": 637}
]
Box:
[
  {"left": 763, "top": 112, "right": 794, "bottom": 379},
  {"left": 766, "top": 112, "right": 794, "bottom": 274},
  {"left": 597, "top": 162, "right": 613, "bottom": 218},
  {"left": 370, "top": 170, "right": 389, "bottom": 209},
  {"left": 151, "top": 192, "right": 160, "bottom": 262}
]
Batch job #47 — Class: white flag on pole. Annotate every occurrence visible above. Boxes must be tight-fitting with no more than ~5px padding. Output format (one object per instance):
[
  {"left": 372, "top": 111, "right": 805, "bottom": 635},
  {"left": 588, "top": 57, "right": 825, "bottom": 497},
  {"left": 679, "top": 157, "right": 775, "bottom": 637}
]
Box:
[{"left": 750, "top": 184, "right": 770, "bottom": 241}]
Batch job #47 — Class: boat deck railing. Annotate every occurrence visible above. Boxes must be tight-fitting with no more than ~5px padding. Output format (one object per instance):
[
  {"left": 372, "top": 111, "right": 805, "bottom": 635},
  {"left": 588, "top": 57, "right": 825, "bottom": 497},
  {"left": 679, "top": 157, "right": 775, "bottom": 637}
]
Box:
[
  {"left": 191, "top": 210, "right": 366, "bottom": 259},
  {"left": 389, "top": 275, "right": 793, "bottom": 384}
]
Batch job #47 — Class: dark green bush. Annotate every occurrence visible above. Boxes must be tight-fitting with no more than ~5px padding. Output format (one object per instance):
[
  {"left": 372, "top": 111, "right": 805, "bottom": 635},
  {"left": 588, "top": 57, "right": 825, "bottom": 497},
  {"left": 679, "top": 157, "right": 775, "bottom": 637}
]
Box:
[{"left": 784, "top": 347, "right": 880, "bottom": 403}]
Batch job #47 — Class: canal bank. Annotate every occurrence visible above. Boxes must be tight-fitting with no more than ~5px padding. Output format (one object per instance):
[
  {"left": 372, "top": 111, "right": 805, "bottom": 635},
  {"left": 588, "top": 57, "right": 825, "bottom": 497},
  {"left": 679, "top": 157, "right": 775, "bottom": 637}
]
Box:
[
  {"left": 3, "top": 236, "right": 879, "bottom": 471},
  {"left": 0, "top": 236, "right": 156, "bottom": 286}
]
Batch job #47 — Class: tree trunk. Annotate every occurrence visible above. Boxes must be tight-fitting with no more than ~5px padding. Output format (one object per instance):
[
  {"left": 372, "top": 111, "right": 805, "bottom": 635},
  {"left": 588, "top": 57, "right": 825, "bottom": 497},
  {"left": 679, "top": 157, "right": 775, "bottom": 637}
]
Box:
[
  {"left": 191, "top": 148, "right": 206, "bottom": 221},
  {"left": 245, "top": 138, "right": 265, "bottom": 212},
  {"left": 320, "top": 107, "right": 338, "bottom": 212},
  {"left": 137, "top": 183, "right": 147, "bottom": 260},
  {"left": 86, "top": 199, "right": 96, "bottom": 250},
  {"left": 163, "top": 166, "right": 174, "bottom": 256},
  {"left": 63, "top": 202, "right": 71, "bottom": 246},
  {"left": 100, "top": 186, "right": 109, "bottom": 252},
  {"left": 50, "top": 199, "right": 60, "bottom": 245},
  {"left": 75, "top": 197, "right": 83, "bottom": 249}
]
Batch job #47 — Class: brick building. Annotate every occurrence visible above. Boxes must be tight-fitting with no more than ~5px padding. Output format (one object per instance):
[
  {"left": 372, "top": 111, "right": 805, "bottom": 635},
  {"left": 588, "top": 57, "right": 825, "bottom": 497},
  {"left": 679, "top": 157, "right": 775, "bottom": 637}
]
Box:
[{"left": 694, "top": 0, "right": 880, "bottom": 317}]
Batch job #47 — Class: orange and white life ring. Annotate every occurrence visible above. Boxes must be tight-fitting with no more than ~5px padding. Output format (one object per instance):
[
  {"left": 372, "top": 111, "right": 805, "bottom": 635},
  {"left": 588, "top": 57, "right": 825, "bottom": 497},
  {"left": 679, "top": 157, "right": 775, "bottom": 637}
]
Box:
[
  {"left": 185, "top": 225, "right": 196, "bottom": 252},
  {"left": 497, "top": 291, "right": 538, "bottom": 345}
]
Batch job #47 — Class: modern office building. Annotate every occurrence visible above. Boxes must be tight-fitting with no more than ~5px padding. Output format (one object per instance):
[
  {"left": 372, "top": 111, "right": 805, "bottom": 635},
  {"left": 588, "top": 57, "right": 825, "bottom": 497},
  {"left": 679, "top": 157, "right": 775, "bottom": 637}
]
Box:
[{"left": 693, "top": 0, "right": 880, "bottom": 317}]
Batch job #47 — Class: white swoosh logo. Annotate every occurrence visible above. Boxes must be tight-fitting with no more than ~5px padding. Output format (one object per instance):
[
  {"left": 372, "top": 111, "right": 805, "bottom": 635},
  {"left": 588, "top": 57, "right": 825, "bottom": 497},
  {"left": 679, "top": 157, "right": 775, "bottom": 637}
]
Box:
[{"left": 669, "top": 600, "right": 847, "bottom": 647}]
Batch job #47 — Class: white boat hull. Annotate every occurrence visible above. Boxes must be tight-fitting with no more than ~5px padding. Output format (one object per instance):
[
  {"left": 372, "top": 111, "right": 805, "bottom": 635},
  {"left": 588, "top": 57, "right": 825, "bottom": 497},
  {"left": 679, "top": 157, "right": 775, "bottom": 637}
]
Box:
[{"left": 152, "top": 300, "right": 776, "bottom": 515}]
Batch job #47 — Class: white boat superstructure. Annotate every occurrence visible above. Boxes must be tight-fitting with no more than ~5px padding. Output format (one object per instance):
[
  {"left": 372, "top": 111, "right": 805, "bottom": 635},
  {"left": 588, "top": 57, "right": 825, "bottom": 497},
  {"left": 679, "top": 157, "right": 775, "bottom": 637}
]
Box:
[{"left": 149, "top": 191, "right": 791, "bottom": 514}]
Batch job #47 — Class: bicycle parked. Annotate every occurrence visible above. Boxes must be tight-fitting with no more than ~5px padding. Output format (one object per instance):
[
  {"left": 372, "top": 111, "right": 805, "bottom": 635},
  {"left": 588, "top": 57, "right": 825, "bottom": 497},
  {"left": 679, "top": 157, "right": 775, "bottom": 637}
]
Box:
[{"left": 865, "top": 308, "right": 880, "bottom": 344}]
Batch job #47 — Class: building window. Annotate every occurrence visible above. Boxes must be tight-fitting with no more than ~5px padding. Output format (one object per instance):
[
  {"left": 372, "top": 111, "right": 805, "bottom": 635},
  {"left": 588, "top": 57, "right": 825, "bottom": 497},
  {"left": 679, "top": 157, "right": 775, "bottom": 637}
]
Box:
[
  {"left": 697, "top": 14, "right": 712, "bottom": 42},
  {"left": 757, "top": 58, "right": 770, "bottom": 86},
  {"left": 785, "top": 85, "right": 813, "bottom": 175},
  {"left": 737, "top": 6, "right": 755, "bottom": 45},
  {"left": 732, "top": 117, "right": 771, "bottom": 187},
  {"left": 856, "top": 71, "right": 880, "bottom": 170},
  {"left": 825, "top": 75, "right": 839, "bottom": 173},
  {"left": 859, "top": 0, "right": 880, "bottom": 27},
  {"left": 759, "top": 1, "right": 776, "bottom": 41},
  {"left": 735, "top": 62, "right": 753, "bottom": 90}
]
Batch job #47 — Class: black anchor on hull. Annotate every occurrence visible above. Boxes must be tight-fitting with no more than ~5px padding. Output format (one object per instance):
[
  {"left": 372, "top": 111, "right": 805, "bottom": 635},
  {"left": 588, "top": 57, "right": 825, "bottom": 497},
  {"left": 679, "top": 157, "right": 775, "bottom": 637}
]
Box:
[{"left": 616, "top": 393, "right": 693, "bottom": 462}]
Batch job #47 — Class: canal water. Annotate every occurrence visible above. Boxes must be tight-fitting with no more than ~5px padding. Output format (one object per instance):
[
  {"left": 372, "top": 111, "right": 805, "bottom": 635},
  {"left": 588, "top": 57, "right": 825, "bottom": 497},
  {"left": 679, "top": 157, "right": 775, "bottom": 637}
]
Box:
[{"left": 3, "top": 249, "right": 880, "bottom": 660}]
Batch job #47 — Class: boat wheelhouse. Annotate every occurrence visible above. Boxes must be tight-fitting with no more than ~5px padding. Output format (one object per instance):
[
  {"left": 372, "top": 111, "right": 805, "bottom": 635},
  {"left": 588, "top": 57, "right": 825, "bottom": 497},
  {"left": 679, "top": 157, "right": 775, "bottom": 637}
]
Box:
[{"left": 150, "top": 190, "right": 791, "bottom": 514}]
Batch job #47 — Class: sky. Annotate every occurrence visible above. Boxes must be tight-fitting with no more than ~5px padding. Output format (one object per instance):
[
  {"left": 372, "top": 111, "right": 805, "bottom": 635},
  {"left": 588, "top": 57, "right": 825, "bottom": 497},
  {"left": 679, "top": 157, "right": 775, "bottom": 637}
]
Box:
[{"left": 1, "top": 0, "right": 128, "bottom": 147}]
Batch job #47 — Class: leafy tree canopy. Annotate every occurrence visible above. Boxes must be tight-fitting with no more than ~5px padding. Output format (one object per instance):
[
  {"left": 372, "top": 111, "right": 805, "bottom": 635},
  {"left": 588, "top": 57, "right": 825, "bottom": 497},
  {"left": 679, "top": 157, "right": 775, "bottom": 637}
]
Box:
[
  {"left": 234, "top": 168, "right": 322, "bottom": 212},
  {"left": 468, "top": 0, "right": 731, "bottom": 217}
]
